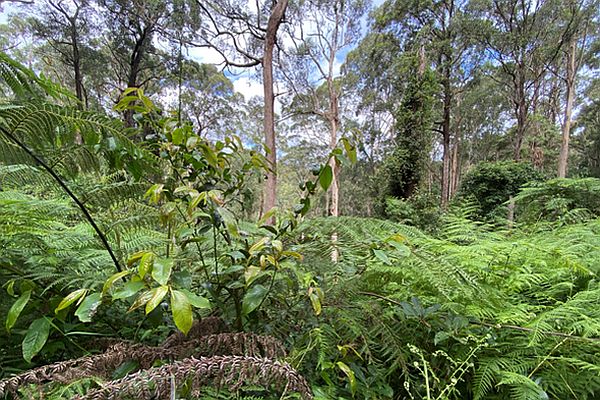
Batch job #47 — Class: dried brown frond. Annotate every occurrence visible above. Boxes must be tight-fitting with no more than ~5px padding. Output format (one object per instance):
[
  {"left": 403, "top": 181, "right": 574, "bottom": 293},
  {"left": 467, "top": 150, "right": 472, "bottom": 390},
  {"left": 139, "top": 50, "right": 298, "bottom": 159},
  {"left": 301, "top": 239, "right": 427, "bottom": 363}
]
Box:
[
  {"left": 74, "top": 355, "right": 313, "bottom": 400},
  {"left": 162, "top": 316, "right": 229, "bottom": 347},
  {"left": 178, "top": 332, "right": 287, "bottom": 359},
  {"left": 0, "top": 331, "right": 287, "bottom": 398}
]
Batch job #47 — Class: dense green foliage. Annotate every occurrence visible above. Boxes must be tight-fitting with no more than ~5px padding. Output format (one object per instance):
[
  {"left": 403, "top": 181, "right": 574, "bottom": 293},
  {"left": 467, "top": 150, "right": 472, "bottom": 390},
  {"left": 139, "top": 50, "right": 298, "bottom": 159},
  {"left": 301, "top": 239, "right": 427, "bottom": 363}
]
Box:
[
  {"left": 1, "top": 0, "right": 600, "bottom": 397},
  {"left": 458, "top": 161, "right": 543, "bottom": 220}
]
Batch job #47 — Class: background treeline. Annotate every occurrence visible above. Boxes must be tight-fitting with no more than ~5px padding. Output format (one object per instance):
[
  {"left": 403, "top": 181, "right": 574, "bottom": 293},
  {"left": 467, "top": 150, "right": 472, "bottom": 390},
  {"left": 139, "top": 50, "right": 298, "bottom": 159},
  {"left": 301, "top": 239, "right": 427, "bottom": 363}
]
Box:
[{"left": 1, "top": 0, "right": 599, "bottom": 218}]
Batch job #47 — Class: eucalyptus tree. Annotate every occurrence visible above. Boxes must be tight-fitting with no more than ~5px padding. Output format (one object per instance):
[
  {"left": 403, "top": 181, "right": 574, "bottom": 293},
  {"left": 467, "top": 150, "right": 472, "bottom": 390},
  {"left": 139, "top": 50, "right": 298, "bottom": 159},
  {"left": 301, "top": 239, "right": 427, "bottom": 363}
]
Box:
[
  {"left": 25, "top": 0, "right": 93, "bottom": 107},
  {"left": 556, "top": 0, "right": 599, "bottom": 177},
  {"left": 468, "top": 0, "right": 573, "bottom": 162},
  {"left": 96, "top": 0, "right": 169, "bottom": 124},
  {"left": 160, "top": 60, "right": 246, "bottom": 140},
  {"left": 281, "top": 0, "right": 368, "bottom": 217},
  {"left": 372, "top": 0, "right": 475, "bottom": 208},
  {"left": 186, "top": 0, "right": 289, "bottom": 219}
]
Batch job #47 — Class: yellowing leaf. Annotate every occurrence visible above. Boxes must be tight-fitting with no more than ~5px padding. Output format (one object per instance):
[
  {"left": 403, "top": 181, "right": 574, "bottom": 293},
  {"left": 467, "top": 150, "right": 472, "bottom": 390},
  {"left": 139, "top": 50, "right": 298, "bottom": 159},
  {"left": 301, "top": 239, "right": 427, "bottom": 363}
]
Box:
[
  {"left": 55, "top": 289, "right": 88, "bottom": 313},
  {"left": 337, "top": 361, "right": 357, "bottom": 395},
  {"left": 170, "top": 289, "right": 193, "bottom": 335},
  {"left": 145, "top": 286, "right": 169, "bottom": 314},
  {"left": 244, "top": 266, "right": 262, "bottom": 286},
  {"left": 138, "top": 252, "right": 155, "bottom": 279},
  {"left": 103, "top": 271, "right": 130, "bottom": 295},
  {"left": 128, "top": 290, "right": 153, "bottom": 313}
]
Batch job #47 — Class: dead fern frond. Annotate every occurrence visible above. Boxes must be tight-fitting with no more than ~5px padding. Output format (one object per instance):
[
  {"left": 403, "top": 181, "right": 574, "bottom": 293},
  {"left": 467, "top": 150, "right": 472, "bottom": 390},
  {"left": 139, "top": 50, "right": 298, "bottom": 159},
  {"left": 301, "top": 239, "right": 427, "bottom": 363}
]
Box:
[
  {"left": 0, "top": 331, "right": 289, "bottom": 397},
  {"left": 162, "top": 316, "right": 229, "bottom": 347},
  {"left": 75, "top": 355, "right": 313, "bottom": 400}
]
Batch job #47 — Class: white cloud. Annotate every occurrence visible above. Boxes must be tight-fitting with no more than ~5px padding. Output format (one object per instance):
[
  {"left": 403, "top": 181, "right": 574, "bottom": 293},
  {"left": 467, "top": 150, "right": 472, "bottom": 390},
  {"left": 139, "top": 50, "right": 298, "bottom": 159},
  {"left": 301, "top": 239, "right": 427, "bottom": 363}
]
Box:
[
  {"left": 187, "top": 46, "right": 226, "bottom": 65},
  {"left": 233, "top": 76, "right": 264, "bottom": 100}
]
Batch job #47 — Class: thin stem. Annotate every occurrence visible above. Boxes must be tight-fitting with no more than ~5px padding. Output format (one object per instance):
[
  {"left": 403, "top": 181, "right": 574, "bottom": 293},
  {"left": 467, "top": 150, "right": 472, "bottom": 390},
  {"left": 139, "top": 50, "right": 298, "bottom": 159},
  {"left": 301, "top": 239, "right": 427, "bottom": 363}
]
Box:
[{"left": 0, "top": 125, "right": 122, "bottom": 272}]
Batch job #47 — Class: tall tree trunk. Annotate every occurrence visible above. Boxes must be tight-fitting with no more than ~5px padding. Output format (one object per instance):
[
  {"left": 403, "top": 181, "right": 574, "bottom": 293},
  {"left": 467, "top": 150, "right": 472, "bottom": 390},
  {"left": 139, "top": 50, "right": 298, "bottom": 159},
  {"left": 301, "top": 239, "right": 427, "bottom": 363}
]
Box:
[
  {"left": 261, "top": 0, "right": 288, "bottom": 222},
  {"left": 327, "top": 88, "right": 340, "bottom": 218},
  {"left": 123, "top": 26, "right": 151, "bottom": 127},
  {"left": 70, "top": 18, "right": 85, "bottom": 108},
  {"left": 450, "top": 134, "right": 460, "bottom": 198},
  {"left": 558, "top": 38, "right": 577, "bottom": 178},
  {"left": 440, "top": 75, "right": 452, "bottom": 208},
  {"left": 513, "top": 68, "right": 528, "bottom": 161}
]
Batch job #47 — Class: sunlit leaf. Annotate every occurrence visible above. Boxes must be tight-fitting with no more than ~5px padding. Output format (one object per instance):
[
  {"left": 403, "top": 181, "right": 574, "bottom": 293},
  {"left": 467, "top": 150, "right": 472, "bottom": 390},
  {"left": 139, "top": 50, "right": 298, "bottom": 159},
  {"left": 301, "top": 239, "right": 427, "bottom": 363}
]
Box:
[
  {"left": 171, "top": 289, "right": 193, "bottom": 334},
  {"left": 145, "top": 286, "right": 169, "bottom": 314},
  {"left": 152, "top": 258, "right": 173, "bottom": 286},
  {"left": 55, "top": 289, "right": 88, "bottom": 313}
]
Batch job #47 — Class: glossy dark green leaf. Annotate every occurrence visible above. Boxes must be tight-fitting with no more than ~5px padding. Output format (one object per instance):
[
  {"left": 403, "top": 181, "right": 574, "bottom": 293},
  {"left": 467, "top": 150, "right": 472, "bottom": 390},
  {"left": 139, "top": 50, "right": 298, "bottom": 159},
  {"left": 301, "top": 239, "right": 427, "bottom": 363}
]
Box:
[
  {"left": 22, "top": 317, "right": 51, "bottom": 362},
  {"left": 242, "top": 284, "right": 268, "bottom": 316},
  {"left": 75, "top": 293, "right": 102, "bottom": 323}
]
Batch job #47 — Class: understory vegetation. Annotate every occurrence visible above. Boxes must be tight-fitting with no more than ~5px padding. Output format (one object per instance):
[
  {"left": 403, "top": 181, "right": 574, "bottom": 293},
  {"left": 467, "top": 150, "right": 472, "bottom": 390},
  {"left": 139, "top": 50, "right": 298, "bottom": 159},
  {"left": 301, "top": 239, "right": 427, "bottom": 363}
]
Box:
[{"left": 1, "top": 53, "right": 600, "bottom": 400}]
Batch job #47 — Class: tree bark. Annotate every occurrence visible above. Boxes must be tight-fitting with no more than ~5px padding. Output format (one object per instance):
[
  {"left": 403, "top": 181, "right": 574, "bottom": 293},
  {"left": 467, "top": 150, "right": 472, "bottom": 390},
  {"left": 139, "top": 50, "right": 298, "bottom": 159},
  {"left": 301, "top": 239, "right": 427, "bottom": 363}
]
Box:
[
  {"left": 440, "top": 74, "right": 452, "bottom": 209},
  {"left": 261, "top": 0, "right": 288, "bottom": 222},
  {"left": 558, "top": 38, "right": 577, "bottom": 178},
  {"left": 450, "top": 133, "right": 460, "bottom": 198},
  {"left": 123, "top": 25, "right": 151, "bottom": 127},
  {"left": 513, "top": 68, "right": 528, "bottom": 161}
]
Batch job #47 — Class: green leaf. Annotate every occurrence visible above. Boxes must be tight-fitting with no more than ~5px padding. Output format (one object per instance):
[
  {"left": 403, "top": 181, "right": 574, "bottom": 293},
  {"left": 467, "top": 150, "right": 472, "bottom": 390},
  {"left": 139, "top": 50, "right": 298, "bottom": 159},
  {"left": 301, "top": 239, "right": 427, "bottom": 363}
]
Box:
[
  {"left": 337, "top": 361, "right": 357, "bottom": 396},
  {"left": 145, "top": 286, "right": 169, "bottom": 314},
  {"left": 22, "top": 317, "right": 51, "bottom": 363},
  {"left": 112, "top": 281, "right": 145, "bottom": 300},
  {"left": 6, "top": 279, "right": 15, "bottom": 296},
  {"left": 172, "top": 127, "right": 185, "bottom": 145},
  {"left": 180, "top": 290, "right": 211, "bottom": 309},
  {"left": 217, "top": 207, "right": 239, "bottom": 237},
  {"left": 103, "top": 271, "right": 130, "bottom": 295},
  {"left": 152, "top": 258, "right": 173, "bottom": 286},
  {"left": 242, "top": 284, "right": 268, "bottom": 316},
  {"left": 244, "top": 266, "right": 262, "bottom": 286},
  {"left": 200, "top": 143, "right": 219, "bottom": 167},
  {"left": 6, "top": 290, "right": 31, "bottom": 332},
  {"left": 308, "top": 287, "right": 324, "bottom": 316},
  {"left": 128, "top": 290, "right": 153, "bottom": 313},
  {"left": 112, "top": 360, "right": 140, "bottom": 380},
  {"left": 171, "top": 289, "right": 193, "bottom": 334},
  {"left": 75, "top": 293, "right": 102, "bottom": 323},
  {"left": 55, "top": 289, "right": 88, "bottom": 313},
  {"left": 372, "top": 249, "right": 391, "bottom": 265},
  {"left": 318, "top": 165, "right": 333, "bottom": 190},
  {"left": 138, "top": 252, "right": 155, "bottom": 278}
]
